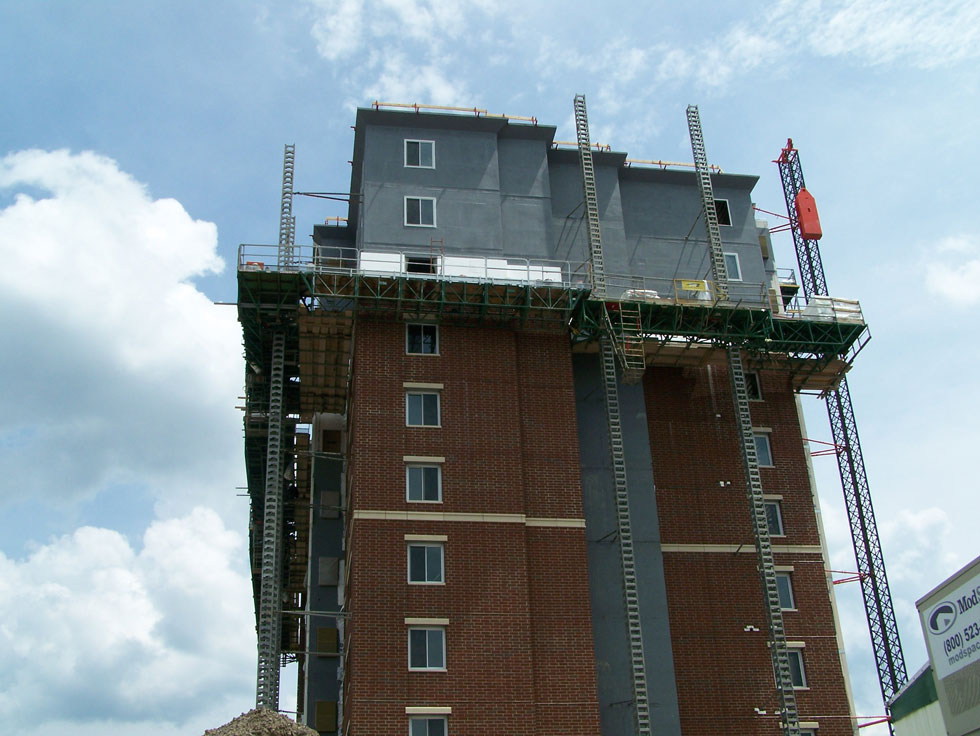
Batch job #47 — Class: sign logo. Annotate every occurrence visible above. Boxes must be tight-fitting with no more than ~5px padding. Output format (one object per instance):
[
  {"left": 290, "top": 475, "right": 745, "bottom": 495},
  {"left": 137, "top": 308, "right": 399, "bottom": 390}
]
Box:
[{"left": 928, "top": 601, "right": 958, "bottom": 635}]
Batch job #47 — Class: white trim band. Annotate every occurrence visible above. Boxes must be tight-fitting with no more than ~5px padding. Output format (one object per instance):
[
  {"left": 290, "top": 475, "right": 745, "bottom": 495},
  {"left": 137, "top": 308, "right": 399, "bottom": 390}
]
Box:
[{"left": 353, "top": 510, "right": 585, "bottom": 528}]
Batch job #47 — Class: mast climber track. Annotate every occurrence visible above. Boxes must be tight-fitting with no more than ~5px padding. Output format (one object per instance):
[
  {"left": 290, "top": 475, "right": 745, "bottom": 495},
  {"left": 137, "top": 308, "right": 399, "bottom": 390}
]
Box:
[
  {"left": 688, "top": 105, "right": 802, "bottom": 736},
  {"left": 255, "top": 144, "right": 297, "bottom": 710},
  {"left": 777, "top": 141, "right": 907, "bottom": 717}
]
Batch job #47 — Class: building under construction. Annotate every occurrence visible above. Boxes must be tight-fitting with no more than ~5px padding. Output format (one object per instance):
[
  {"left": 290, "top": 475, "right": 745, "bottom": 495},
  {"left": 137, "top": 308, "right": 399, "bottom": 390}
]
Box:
[{"left": 237, "top": 98, "right": 907, "bottom": 736}]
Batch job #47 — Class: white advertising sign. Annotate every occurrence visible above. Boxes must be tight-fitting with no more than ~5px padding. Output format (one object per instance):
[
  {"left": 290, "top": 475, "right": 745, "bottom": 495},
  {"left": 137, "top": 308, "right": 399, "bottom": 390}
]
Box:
[{"left": 922, "top": 569, "right": 980, "bottom": 680}]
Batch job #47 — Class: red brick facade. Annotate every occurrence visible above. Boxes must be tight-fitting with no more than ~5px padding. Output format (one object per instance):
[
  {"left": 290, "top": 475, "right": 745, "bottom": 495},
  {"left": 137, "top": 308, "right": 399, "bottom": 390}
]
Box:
[
  {"left": 646, "top": 361, "right": 854, "bottom": 735},
  {"left": 344, "top": 320, "right": 600, "bottom": 735},
  {"left": 343, "top": 321, "right": 854, "bottom": 735}
]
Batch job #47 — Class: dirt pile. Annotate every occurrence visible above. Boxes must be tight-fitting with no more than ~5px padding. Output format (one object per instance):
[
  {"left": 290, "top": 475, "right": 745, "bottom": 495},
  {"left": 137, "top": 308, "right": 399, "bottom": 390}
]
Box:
[{"left": 203, "top": 708, "right": 317, "bottom": 736}]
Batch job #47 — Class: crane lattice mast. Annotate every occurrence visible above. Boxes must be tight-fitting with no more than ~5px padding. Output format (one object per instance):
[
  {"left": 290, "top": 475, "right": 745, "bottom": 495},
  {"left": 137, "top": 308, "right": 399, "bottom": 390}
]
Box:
[{"left": 776, "top": 140, "right": 907, "bottom": 717}]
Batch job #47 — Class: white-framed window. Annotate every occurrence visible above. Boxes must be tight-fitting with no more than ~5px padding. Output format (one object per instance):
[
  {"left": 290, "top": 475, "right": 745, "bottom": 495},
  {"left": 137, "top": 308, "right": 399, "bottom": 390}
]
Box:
[
  {"left": 754, "top": 432, "right": 773, "bottom": 467},
  {"left": 745, "top": 371, "right": 762, "bottom": 401},
  {"left": 408, "top": 543, "right": 444, "bottom": 584},
  {"left": 407, "top": 324, "right": 438, "bottom": 354},
  {"left": 407, "top": 464, "right": 442, "bottom": 502},
  {"left": 715, "top": 198, "right": 732, "bottom": 226},
  {"left": 405, "top": 139, "right": 435, "bottom": 169},
  {"left": 788, "top": 648, "right": 807, "bottom": 688},
  {"left": 724, "top": 251, "right": 742, "bottom": 281},
  {"left": 405, "top": 196, "right": 436, "bottom": 227},
  {"left": 410, "top": 716, "right": 447, "bottom": 736},
  {"left": 406, "top": 392, "right": 440, "bottom": 426},
  {"left": 408, "top": 628, "right": 446, "bottom": 670},
  {"left": 765, "top": 500, "right": 784, "bottom": 536},
  {"left": 776, "top": 572, "right": 796, "bottom": 610}
]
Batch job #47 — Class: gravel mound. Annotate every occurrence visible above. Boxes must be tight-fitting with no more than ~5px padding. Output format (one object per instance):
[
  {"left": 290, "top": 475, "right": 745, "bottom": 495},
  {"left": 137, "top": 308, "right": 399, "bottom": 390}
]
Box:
[{"left": 203, "top": 708, "right": 318, "bottom": 736}]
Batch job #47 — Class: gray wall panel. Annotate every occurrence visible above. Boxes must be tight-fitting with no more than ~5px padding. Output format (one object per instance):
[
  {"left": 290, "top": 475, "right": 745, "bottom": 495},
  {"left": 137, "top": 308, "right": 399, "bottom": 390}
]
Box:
[{"left": 574, "top": 354, "right": 682, "bottom": 736}]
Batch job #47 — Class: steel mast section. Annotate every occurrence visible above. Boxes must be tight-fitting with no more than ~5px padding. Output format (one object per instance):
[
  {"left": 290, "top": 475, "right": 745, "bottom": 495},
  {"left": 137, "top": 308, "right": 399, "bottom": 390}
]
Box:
[
  {"left": 776, "top": 141, "right": 907, "bottom": 711},
  {"left": 255, "top": 144, "right": 296, "bottom": 710},
  {"left": 574, "top": 93, "right": 653, "bottom": 736},
  {"left": 688, "top": 106, "right": 801, "bottom": 736}
]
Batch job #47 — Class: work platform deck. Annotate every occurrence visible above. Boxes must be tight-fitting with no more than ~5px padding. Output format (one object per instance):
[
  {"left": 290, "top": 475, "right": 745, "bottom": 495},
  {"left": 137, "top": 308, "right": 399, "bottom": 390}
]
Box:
[{"left": 236, "top": 243, "right": 871, "bottom": 637}]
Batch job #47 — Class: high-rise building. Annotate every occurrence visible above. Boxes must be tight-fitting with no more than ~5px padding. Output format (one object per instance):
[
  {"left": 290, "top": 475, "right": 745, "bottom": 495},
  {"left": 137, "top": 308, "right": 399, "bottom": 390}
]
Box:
[{"left": 238, "top": 102, "right": 874, "bottom": 735}]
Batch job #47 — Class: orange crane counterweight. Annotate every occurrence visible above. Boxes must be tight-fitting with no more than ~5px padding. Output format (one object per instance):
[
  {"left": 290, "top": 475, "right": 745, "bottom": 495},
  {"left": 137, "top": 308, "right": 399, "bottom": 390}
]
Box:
[{"left": 795, "top": 187, "right": 822, "bottom": 240}]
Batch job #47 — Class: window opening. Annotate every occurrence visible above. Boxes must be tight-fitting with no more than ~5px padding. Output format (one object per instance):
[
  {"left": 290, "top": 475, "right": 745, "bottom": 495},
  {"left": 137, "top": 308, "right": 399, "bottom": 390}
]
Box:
[
  {"left": 405, "top": 197, "right": 436, "bottom": 227},
  {"left": 407, "top": 324, "right": 438, "bottom": 354},
  {"left": 765, "top": 500, "right": 784, "bottom": 536},
  {"left": 754, "top": 432, "right": 773, "bottom": 467},
  {"left": 405, "top": 140, "right": 435, "bottom": 169},
  {"left": 406, "top": 392, "right": 440, "bottom": 426},
  {"left": 410, "top": 717, "right": 447, "bottom": 736},
  {"left": 406, "top": 255, "right": 437, "bottom": 274},
  {"left": 408, "top": 628, "right": 446, "bottom": 670},
  {"left": 745, "top": 372, "right": 762, "bottom": 400},
  {"left": 406, "top": 464, "right": 442, "bottom": 502},
  {"left": 715, "top": 198, "right": 732, "bottom": 226},
  {"left": 776, "top": 573, "right": 795, "bottom": 609},
  {"left": 788, "top": 649, "right": 807, "bottom": 688},
  {"left": 408, "top": 543, "right": 444, "bottom": 584},
  {"left": 724, "top": 251, "right": 742, "bottom": 281}
]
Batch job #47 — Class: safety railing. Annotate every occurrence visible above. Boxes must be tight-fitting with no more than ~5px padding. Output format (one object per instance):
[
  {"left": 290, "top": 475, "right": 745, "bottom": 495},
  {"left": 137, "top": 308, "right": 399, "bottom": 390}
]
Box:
[
  {"left": 779, "top": 295, "right": 864, "bottom": 324},
  {"left": 603, "top": 273, "right": 769, "bottom": 307},
  {"left": 239, "top": 244, "right": 590, "bottom": 289}
]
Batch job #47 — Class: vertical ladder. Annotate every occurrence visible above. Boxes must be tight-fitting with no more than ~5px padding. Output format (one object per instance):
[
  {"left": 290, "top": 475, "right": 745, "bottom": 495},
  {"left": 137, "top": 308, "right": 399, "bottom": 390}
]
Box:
[
  {"left": 256, "top": 331, "right": 286, "bottom": 709},
  {"left": 688, "top": 105, "right": 801, "bottom": 736},
  {"left": 730, "top": 348, "right": 801, "bottom": 736},
  {"left": 574, "top": 94, "right": 607, "bottom": 299},
  {"left": 600, "top": 336, "right": 652, "bottom": 736},
  {"left": 575, "top": 94, "right": 651, "bottom": 736},
  {"left": 279, "top": 144, "right": 297, "bottom": 267},
  {"left": 685, "top": 106, "right": 729, "bottom": 301},
  {"left": 606, "top": 302, "right": 646, "bottom": 384},
  {"left": 777, "top": 142, "right": 906, "bottom": 713}
]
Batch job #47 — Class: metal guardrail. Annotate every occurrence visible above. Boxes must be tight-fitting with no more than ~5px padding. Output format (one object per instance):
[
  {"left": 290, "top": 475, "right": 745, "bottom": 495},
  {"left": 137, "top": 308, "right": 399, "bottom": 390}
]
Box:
[
  {"left": 603, "top": 272, "right": 769, "bottom": 306},
  {"left": 779, "top": 295, "right": 864, "bottom": 324},
  {"left": 239, "top": 244, "right": 590, "bottom": 288},
  {"left": 238, "top": 244, "right": 864, "bottom": 324}
]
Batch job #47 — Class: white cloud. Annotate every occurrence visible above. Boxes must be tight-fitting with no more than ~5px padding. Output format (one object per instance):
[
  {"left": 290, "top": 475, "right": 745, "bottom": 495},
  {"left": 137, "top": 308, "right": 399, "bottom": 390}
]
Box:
[
  {"left": 806, "top": 0, "right": 980, "bottom": 69},
  {"left": 363, "top": 49, "right": 469, "bottom": 105},
  {"left": 925, "top": 235, "right": 980, "bottom": 306},
  {"left": 0, "top": 509, "right": 254, "bottom": 731},
  {"left": 0, "top": 149, "right": 242, "bottom": 510},
  {"left": 309, "top": 0, "right": 364, "bottom": 60}
]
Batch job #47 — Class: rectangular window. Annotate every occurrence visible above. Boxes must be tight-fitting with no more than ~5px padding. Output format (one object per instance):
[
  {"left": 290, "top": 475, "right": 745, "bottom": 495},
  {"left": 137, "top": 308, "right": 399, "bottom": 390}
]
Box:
[
  {"left": 406, "top": 464, "right": 442, "bottom": 502},
  {"left": 754, "top": 432, "right": 773, "bottom": 467},
  {"left": 776, "top": 573, "right": 795, "bottom": 609},
  {"left": 715, "top": 198, "right": 732, "bottom": 226},
  {"left": 765, "top": 500, "right": 784, "bottom": 536},
  {"left": 788, "top": 649, "right": 807, "bottom": 688},
  {"left": 405, "top": 196, "right": 436, "bottom": 227},
  {"left": 724, "top": 251, "right": 742, "bottom": 281},
  {"left": 410, "top": 716, "right": 447, "bottom": 736},
  {"left": 406, "top": 392, "right": 440, "bottom": 426},
  {"left": 405, "top": 139, "right": 435, "bottom": 169},
  {"left": 406, "top": 255, "right": 438, "bottom": 274},
  {"left": 408, "top": 628, "right": 446, "bottom": 670},
  {"left": 745, "top": 371, "right": 762, "bottom": 400},
  {"left": 408, "top": 543, "right": 444, "bottom": 584},
  {"left": 406, "top": 324, "right": 438, "bottom": 354}
]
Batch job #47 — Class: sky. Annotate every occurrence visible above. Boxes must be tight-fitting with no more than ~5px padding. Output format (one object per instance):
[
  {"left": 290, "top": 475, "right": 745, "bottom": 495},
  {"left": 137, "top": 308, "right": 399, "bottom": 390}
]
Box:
[{"left": 1, "top": 1, "right": 978, "bottom": 733}]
